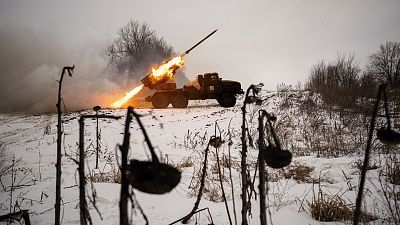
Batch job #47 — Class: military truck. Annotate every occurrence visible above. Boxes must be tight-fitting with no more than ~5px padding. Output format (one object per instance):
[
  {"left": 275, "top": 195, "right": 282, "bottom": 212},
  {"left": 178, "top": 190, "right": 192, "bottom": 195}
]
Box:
[{"left": 144, "top": 73, "right": 244, "bottom": 108}]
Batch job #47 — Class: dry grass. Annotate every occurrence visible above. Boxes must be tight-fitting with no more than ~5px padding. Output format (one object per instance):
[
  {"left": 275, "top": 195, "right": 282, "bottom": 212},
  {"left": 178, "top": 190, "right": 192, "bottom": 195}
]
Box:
[
  {"left": 309, "top": 192, "right": 352, "bottom": 222},
  {"left": 204, "top": 186, "right": 223, "bottom": 202},
  {"left": 389, "top": 192, "right": 400, "bottom": 201},
  {"left": 88, "top": 166, "right": 121, "bottom": 183},
  {"left": 266, "top": 170, "right": 283, "bottom": 182},
  {"left": 188, "top": 181, "right": 224, "bottom": 203},
  {"left": 220, "top": 154, "right": 239, "bottom": 169},
  {"left": 209, "top": 163, "right": 229, "bottom": 182},
  {"left": 176, "top": 157, "right": 194, "bottom": 169},
  {"left": 283, "top": 162, "right": 314, "bottom": 183},
  {"left": 378, "top": 155, "right": 400, "bottom": 224},
  {"left": 353, "top": 159, "right": 379, "bottom": 171},
  {"left": 210, "top": 163, "right": 219, "bottom": 174},
  {"left": 187, "top": 165, "right": 225, "bottom": 203},
  {"left": 309, "top": 189, "right": 378, "bottom": 223},
  {"left": 264, "top": 162, "right": 315, "bottom": 183},
  {"left": 183, "top": 131, "right": 208, "bottom": 151},
  {"left": 0, "top": 144, "right": 7, "bottom": 176},
  {"left": 387, "top": 163, "right": 400, "bottom": 185}
]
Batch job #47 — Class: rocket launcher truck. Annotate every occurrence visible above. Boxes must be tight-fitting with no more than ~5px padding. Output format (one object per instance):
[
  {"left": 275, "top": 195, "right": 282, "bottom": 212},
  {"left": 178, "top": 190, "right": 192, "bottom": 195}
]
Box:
[{"left": 141, "top": 30, "right": 244, "bottom": 108}]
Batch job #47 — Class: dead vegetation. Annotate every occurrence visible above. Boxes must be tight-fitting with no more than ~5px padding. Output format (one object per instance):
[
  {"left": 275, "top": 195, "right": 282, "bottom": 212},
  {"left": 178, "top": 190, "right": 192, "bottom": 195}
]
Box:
[
  {"left": 188, "top": 162, "right": 226, "bottom": 203},
  {"left": 265, "top": 162, "right": 315, "bottom": 183},
  {"left": 308, "top": 187, "right": 378, "bottom": 223},
  {"left": 378, "top": 154, "right": 400, "bottom": 224},
  {"left": 0, "top": 155, "right": 38, "bottom": 216},
  {"left": 387, "top": 162, "right": 400, "bottom": 185},
  {"left": 176, "top": 157, "right": 194, "bottom": 169},
  {"left": 310, "top": 192, "right": 352, "bottom": 222},
  {"left": 220, "top": 153, "right": 239, "bottom": 169},
  {"left": 205, "top": 186, "right": 224, "bottom": 203},
  {"left": 353, "top": 159, "right": 379, "bottom": 171},
  {"left": 0, "top": 142, "right": 10, "bottom": 176},
  {"left": 175, "top": 84, "right": 400, "bottom": 224},
  {"left": 88, "top": 166, "right": 121, "bottom": 183},
  {"left": 188, "top": 181, "right": 225, "bottom": 203},
  {"left": 389, "top": 192, "right": 400, "bottom": 201},
  {"left": 263, "top": 86, "right": 370, "bottom": 158},
  {"left": 183, "top": 130, "right": 208, "bottom": 151},
  {"left": 3, "top": 76, "right": 398, "bottom": 225},
  {"left": 283, "top": 162, "right": 314, "bottom": 183}
]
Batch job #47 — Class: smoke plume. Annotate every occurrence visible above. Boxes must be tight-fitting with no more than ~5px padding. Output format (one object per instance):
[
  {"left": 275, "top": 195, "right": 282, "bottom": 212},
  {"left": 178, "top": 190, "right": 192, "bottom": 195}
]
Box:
[
  {"left": 0, "top": 24, "right": 188, "bottom": 113},
  {"left": 0, "top": 25, "right": 120, "bottom": 113}
]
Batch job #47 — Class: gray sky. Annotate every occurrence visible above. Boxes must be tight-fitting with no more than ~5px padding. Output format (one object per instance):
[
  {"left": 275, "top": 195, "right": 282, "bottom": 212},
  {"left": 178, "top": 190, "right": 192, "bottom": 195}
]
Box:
[{"left": 0, "top": 0, "right": 399, "bottom": 110}]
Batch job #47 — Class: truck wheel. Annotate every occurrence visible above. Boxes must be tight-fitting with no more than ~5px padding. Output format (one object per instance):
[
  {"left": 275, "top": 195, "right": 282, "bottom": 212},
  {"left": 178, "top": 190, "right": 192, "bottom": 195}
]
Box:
[
  {"left": 218, "top": 93, "right": 236, "bottom": 107},
  {"left": 152, "top": 93, "right": 170, "bottom": 109},
  {"left": 171, "top": 94, "right": 188, "bottom": 108}
]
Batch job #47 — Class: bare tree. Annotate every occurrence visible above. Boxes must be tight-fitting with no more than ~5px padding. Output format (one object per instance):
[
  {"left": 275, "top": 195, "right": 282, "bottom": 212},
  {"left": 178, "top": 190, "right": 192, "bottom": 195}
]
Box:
[
  {"left": 368, "top": 41, "right": 400, "bottom": 89},
  {"left": 305, "top": 54, "right": 364, "bottom": 109},
  {"left": 107, "top": 20, "right": 174, "bottom": 82},
  {"left": 358, "top": 71, "right": 378, "bottom": 99},
  {"left": 306, "top": 54, "right": 360, "bottom": 90},
  {"left": 305, "top": 60, "right": 327, "bottom": 93},
  {"left": 330, "top": 54, "right": 360, "bottom": 88}
]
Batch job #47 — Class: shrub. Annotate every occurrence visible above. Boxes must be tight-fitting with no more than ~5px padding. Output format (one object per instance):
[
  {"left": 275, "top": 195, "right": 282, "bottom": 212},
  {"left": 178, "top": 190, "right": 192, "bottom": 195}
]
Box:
[
  {"left": 305, "top": 54, "right": 377, "bottom": 111},
  {"left": 309, "top": 188, "right": 378, "bottom": 222},
  {"left": 310, "top": 192, "right": 352, "bottom": 222}
]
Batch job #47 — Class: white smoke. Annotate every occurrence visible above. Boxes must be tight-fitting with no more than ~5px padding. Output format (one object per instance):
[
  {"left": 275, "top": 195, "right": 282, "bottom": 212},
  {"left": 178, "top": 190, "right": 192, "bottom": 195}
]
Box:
[{"left": 0, "top": 25, "right": 121, "bottom": 113}]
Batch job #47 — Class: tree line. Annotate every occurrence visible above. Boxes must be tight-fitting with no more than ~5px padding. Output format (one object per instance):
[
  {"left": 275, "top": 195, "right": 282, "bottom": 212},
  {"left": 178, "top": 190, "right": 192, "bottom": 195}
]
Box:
[{"left": 305, "top": 42, "right": 400, "bottom": 110}]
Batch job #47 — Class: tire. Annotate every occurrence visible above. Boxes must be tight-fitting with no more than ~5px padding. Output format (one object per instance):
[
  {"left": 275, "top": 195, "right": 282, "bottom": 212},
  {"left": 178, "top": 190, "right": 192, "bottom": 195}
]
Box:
[
  {"left": 218, "top": 93, "right": 236, "bottom": 107},
  {"left": 171, "top": 94, "right": 189, "bottom": 108},
  {"left": 151, "top": 93, "right": 170, "bottom": 109}
]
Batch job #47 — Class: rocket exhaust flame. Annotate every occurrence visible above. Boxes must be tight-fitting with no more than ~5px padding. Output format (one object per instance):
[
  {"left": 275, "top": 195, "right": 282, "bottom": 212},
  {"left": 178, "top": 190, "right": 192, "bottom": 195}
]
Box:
[
  {"left": 110, "top": 55, "right": 185, "bottom": 108},
  {"left": 111, "top": 84, "right": 145, "bottom": 108}
]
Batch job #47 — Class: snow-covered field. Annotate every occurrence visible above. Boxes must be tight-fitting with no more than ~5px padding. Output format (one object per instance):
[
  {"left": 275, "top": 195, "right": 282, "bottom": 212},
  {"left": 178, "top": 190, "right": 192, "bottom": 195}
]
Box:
[{"left": 0, "top": 92, "right": 394, "bottom": 225}]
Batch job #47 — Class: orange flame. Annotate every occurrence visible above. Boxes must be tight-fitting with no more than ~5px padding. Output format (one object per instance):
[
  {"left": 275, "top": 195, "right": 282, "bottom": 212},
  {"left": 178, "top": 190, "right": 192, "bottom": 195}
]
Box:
[
  {"left": 110, "top": 55, "right": 185, "bottom": 108},
  {"left": 111, "top": 84, "right": 144, "bottom": 108},
  {"left": 150, "top": 55, "right": 185, "bottom": 80}
]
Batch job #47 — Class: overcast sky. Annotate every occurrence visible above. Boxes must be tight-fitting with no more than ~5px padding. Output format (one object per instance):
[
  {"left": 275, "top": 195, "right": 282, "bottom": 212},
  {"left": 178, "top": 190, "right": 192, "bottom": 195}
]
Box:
[{"left": 1, "top": 0, "right": 399, "bottom": 90}]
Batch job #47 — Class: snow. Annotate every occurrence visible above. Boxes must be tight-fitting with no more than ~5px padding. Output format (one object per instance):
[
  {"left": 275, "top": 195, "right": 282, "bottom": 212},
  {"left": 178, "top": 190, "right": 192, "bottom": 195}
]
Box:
[{"left": 0, "top": 93, "right": 392, "bottom": 225}]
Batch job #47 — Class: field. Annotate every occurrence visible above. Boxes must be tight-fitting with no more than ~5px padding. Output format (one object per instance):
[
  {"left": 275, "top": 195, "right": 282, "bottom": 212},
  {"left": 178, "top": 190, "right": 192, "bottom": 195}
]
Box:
[{"left": 0, "top": 90, "right": 398, "bottom": 225}]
